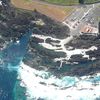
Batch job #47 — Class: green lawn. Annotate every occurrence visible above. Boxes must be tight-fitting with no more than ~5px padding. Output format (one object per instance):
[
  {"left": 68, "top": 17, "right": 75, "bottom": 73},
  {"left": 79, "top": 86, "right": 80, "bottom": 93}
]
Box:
[{"left": 42, "top": 0, "right": 100, "bottom": 5}]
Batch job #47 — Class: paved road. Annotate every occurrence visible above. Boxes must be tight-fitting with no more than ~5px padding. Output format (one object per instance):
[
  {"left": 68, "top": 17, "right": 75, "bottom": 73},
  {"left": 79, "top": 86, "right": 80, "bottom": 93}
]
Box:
[
  {"left": 32, "top": 0, "right": 100, "bottom": 36},
  {"left": 63, "top": 3, "right": 100, "bottom": 36}
]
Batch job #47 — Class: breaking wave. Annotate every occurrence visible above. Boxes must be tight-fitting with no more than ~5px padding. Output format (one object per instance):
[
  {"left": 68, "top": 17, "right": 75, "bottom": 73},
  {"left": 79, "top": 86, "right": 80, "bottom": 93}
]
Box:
[{"left": 18, "top": 62, "right": 100, "bottom": 100}]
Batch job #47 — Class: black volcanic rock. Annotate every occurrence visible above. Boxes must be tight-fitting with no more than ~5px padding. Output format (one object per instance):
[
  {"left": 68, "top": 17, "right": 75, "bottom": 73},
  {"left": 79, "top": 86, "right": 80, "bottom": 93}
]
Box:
[
  {"left": 0, "top": 38, "right": 6, "bottom": 50},
  {"left": 0, "top": 0, "right": 70, "bottom": 48},
  {"left": 0, "top": 0, "right": 33, "bottom": 42},
  {"left": 1, "top": 0, "right": 100, "bottom": 77},
  {"left": 69, "top": 54, "right": 89, "bottom": 64},
  {"left": 24, "top": 33, "right": 100, "bottom": 77},
  {"left": 86, "top": 48, "right": 100, "bottom": 60},
  {"left": 65, "top": 35, "right": 100, "bottom": 49}
]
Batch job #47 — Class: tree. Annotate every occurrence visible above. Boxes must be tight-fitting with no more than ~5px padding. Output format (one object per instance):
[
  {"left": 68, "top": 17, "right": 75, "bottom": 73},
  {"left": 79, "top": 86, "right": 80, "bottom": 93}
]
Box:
[{"left": 79, "top": 0, "right": 84, "bottom": 4}]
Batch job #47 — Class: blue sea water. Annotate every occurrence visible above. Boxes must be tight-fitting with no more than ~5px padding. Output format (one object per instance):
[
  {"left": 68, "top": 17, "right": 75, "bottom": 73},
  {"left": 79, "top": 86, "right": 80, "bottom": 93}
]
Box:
[{"left": 0, "top": 30, "right": 32, "bottom": 100}]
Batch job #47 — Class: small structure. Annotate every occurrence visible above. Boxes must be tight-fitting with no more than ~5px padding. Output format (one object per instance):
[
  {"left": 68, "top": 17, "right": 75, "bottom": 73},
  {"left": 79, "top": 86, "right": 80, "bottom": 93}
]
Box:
[
  {"left": 80, "top": 24, "right": 99, "bottom": 36},
  {"left": 32, "top": 19, "right": 45, "bottom": 26}
]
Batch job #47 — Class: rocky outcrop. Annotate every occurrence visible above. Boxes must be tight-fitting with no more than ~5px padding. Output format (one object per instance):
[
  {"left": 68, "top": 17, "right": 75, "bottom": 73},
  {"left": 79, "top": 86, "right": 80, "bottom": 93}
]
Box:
[
  {"left": 23, "top": 33, "right": 100, "bottom": 77},
  {"left": 1, "top": 0, "right": 100, "bottom": 77},
  {"left": 0, "top": 0, "right": 69, "bottom": 50}
]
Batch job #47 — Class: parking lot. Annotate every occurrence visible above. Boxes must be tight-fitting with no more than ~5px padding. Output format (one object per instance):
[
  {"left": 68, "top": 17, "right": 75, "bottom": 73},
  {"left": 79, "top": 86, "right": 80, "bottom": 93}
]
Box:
[{"left": 63, "top": 3, "right": 100, "bottom": 35}]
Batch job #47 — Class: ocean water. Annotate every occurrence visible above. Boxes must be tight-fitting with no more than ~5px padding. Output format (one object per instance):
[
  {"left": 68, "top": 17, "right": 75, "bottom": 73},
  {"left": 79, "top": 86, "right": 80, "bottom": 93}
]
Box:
[
  {"left": 0, "top": 30, "right": 32, "bottom": 100},
  {"left": 18, "top": 62, "right": 100, "bottom": 100},
  {"left": 0, "top": 30, "right": 100, "bottom": 100}
]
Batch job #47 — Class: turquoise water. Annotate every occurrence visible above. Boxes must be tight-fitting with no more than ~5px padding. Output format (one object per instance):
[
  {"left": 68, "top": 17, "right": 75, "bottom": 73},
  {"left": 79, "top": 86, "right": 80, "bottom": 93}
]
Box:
[{"left": 0, "top": 30, "right": 32, "bottom": 100}]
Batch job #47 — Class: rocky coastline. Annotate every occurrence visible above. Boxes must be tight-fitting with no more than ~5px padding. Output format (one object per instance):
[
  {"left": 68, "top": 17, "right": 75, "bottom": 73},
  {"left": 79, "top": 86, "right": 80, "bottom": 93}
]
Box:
[{"left": 0, "top": 0, "right": 100, "bottom": 77}]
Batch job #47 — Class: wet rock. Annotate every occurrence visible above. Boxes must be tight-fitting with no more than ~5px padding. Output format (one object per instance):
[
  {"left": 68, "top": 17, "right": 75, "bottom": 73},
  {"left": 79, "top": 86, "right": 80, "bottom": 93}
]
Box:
[{"left": 0, "top": 38, "right": 6, "bottom": 50}]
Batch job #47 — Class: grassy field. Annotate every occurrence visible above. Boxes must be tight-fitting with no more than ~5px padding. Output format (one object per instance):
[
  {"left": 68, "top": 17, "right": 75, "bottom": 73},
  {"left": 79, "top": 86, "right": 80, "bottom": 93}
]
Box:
[
  {"left": 42, "top": 0, "right": 100, "bottom": 5},
  {"left": 84, "top": 0, "right": 100, "bottom": 4},
  {"left": 11, "top": 0, "right": 75, "bottom": 21},
  {"left": 42, "top": 0, "right": 79, "bottom": 5}
]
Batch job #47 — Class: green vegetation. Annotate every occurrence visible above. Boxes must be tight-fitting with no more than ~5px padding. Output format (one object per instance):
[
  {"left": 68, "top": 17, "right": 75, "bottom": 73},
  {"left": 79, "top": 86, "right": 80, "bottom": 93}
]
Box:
[
  {"left": 42, "top": 0, "right": 100, "bottom": 5},
  {"left": 84, "top": 0, "right": 100, "bottom": 4},
  {"left": 42, "top": 0, "right": 79, "bottom": 5},
  {"left": 24, "top": 0, "right": 32, "bottom": 2}
]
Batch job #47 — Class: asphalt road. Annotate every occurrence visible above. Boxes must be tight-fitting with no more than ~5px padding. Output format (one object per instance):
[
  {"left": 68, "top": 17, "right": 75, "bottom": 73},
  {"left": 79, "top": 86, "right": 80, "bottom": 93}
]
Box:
[{"left": 63, "top": 3, "right": 100, "bottom": 36}]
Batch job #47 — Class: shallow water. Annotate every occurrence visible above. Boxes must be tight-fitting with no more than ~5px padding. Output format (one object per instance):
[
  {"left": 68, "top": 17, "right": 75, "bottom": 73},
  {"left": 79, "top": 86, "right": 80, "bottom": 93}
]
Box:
[{"left": 0, "top": 30, "right": 32, "bottom": 100}]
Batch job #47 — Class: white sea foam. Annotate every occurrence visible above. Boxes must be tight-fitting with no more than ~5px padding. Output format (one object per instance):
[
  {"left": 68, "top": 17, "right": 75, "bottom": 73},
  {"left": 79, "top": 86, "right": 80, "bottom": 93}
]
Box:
[
  {"left": 18, "top": 62, "right": 100, "bottom": 100},
  {"left": 0, "top": 0, "right": 2, "bottom": 6},
  {"left": 16, "top": 40, "right": 20, "bottom": 44}
]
